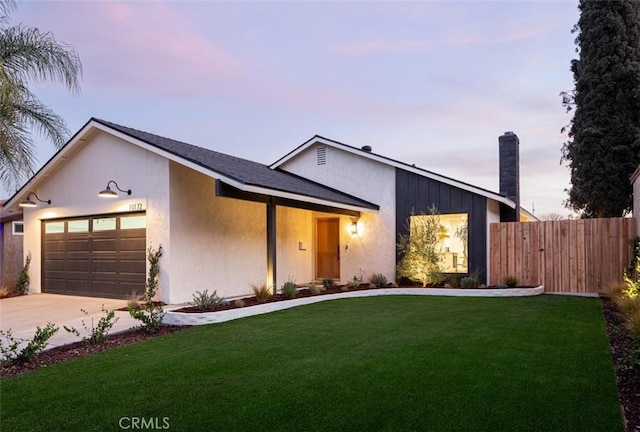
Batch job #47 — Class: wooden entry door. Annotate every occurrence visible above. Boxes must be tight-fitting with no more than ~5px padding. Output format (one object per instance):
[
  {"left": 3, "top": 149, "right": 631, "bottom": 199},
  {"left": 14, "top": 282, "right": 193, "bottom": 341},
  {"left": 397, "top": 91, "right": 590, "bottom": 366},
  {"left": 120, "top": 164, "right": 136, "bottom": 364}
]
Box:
[{"left": 316, "top": 218, "right": 340, "bottom": 280}]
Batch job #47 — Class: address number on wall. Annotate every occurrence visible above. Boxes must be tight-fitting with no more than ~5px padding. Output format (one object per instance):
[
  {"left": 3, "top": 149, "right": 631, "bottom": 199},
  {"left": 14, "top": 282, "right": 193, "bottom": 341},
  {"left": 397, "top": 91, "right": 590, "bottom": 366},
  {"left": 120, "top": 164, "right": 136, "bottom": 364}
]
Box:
[{"left": 129, "top": 203, "right": 143, "bottom": 211}]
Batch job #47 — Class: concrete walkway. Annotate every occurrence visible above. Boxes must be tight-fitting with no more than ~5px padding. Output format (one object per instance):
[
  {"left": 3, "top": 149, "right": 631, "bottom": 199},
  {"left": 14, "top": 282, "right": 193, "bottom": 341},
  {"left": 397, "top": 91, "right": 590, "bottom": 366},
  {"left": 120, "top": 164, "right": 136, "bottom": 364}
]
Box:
[{"left": 0, "top": 294, "right": 141, "bottom": 350}]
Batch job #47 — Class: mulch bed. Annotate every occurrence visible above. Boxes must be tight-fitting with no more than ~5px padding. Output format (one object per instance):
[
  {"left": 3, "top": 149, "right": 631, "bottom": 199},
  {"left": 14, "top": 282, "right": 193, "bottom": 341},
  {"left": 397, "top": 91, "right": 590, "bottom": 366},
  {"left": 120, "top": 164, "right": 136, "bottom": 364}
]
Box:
[
  {"left": 0, "top": 325, "right": 188, "bottom": 378},
  {"left": 601, "top": 296, "right": 640, "bottom": 432},
  {"left": 2, "top": 295, "right": 638, "bottom": 432}
]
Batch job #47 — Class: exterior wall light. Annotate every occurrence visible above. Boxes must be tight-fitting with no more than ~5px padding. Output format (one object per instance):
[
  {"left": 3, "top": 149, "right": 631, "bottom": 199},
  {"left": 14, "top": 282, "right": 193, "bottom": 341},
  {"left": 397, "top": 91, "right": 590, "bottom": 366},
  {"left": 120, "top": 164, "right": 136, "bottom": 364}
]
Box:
[
  {"left": 99, "top": 180, "right": 131, "bottom": 198},
  {"left": 349, "top": 220, "right": 358, "bottom": 235},
  {"left": 19, "top": 192, "right": 51, "bottom": 208}
]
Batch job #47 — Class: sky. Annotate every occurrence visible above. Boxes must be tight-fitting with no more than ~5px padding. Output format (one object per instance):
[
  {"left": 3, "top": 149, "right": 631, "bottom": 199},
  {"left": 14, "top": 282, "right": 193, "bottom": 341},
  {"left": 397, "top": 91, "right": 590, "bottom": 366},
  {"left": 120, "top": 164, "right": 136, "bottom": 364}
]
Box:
[{"left": 6, "top": 0, "right": 580, "bottom": 217}]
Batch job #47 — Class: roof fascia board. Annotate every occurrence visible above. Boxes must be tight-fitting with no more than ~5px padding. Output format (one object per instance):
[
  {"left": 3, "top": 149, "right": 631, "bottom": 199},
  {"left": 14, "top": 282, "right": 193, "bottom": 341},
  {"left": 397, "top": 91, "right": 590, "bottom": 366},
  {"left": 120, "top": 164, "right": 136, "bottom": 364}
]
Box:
[
  {"left": 243, "top": 184, "right": 379, "bottom": 214},
  {"left": 271, "top": 136, "right": 516, "bottom": 209}
]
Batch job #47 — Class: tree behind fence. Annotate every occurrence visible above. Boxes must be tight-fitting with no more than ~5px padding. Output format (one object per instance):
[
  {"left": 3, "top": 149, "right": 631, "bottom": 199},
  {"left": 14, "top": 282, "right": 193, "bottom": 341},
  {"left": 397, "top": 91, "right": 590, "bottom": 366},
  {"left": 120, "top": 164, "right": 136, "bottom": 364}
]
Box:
[{"left": 489, "top": 218, "right": 637, "bottom": 293}]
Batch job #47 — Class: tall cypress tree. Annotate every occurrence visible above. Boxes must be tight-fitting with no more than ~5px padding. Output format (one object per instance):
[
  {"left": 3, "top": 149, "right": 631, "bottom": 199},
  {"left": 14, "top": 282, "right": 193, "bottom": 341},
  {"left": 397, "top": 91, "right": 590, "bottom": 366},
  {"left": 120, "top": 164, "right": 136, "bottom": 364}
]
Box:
[{"left": 562, "top": 0, "right": 640, "bottom": 217}]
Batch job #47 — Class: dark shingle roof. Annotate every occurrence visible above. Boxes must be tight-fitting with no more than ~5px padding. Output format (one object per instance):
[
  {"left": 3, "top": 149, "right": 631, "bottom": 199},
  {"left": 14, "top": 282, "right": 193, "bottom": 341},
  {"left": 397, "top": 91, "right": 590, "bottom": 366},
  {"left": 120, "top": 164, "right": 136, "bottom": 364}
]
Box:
[{"left": 94, "top": 119, "right": 378, "bottom": 210}]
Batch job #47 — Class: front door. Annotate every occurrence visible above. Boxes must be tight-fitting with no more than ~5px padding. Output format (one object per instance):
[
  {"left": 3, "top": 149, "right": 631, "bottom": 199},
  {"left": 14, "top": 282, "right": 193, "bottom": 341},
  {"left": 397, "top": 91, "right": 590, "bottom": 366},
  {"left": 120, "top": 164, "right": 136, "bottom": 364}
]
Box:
[{"left": 316, "top": 218, "right": 340, "bottom": 280}]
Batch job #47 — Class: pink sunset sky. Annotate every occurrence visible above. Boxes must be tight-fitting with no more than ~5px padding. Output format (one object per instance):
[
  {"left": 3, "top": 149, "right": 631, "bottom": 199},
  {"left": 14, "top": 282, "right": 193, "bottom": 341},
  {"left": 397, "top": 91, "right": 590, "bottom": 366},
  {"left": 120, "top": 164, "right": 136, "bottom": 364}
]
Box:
[{"left": 8, "top": 0, "right": 579, "bottom": 216}]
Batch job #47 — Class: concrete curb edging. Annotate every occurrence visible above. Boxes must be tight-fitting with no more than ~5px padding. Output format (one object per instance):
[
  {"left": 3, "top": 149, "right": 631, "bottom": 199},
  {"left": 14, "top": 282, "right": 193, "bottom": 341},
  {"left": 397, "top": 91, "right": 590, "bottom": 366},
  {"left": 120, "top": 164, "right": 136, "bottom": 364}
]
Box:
[{"left": 163, "top": 286, "right": 545, "bottom": 326}]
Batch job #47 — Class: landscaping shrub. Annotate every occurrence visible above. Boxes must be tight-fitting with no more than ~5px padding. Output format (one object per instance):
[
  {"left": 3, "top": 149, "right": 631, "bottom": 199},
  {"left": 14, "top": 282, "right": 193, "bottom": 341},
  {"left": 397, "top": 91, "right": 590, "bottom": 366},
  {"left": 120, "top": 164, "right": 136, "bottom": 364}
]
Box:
[
  {"left": 63, "top": 306, "right": 119, "bottom": 345},
  {"left": 234, "top": 299, "right": 246, "bottom": 308},
  {"left": 127, "top": 291, "right": 142, "bottom": 310},
  {"left": 322, "top": 278, "right": 336, "bottom": 290},
  {"left": 460, "top": 275, "right": 481, "bottom": 289},
  {"left": 129, "top": 245, "right": 165, "bottom": 332},
  {"left": 191, "top": 290, "right": 224, "bottom": 310},
  {"left": 503, "top": 275, "right": 519, "bottom": 288},
  {"left": 282, "top": 280, "right": 297, "bottom": 299},
  {"left": 15, "top": 252, "right": 31, "bottom": 295},
  {"left": 308, "top": 284, "right": 324, "bottom": 295},
  {"left": 251, "top": 283, "right": 272, "bottom": 303},
  {"left": 344, "top": 276, "right": 362, "bottom": 291},
  {"left": 368, "top": 273, "right": 388, "bottom": 288},
  {"left": 0, "top": 286, "right": 10, "bottom": 298},
  {"left": 0, "top": 323, "right": 58, "bottom": 365}
]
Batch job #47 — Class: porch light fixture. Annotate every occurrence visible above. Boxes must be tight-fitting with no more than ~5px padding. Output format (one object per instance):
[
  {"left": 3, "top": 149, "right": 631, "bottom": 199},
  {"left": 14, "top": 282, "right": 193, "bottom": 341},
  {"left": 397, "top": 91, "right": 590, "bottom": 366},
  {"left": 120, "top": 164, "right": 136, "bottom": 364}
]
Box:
[
  {"left": 19, "top": 192, "right": 51, "bottom": 208},
  {"left": 98, "top": 180, "right": 131, "bottom": 198},
  {"left": 349, "top": 220, "right": 358, "bottom": 235}
]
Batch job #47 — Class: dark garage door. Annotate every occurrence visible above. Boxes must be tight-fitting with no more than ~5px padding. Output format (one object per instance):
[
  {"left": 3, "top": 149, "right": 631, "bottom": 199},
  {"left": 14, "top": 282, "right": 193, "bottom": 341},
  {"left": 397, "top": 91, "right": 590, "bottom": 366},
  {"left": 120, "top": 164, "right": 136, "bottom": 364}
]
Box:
[{"left": 43, "top": 213, "right": 146, "bottom": 299}]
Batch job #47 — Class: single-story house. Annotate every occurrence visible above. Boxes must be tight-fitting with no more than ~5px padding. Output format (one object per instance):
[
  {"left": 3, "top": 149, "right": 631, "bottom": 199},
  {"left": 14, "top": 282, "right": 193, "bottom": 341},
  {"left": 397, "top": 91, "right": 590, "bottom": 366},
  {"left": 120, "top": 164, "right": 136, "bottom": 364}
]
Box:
[
  {"left": 3, "top": 118, "right": 531, "bottom": 303},
  {"left": 0, "top": 202, "right": 24, "bottom": 291}
]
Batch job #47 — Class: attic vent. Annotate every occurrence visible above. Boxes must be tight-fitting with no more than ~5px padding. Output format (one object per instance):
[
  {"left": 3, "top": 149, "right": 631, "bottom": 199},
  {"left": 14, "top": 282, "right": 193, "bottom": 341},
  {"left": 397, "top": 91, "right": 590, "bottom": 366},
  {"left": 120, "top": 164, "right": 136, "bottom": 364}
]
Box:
[{"left": 317, "top": 146, "right": 327, "bottom": 165}]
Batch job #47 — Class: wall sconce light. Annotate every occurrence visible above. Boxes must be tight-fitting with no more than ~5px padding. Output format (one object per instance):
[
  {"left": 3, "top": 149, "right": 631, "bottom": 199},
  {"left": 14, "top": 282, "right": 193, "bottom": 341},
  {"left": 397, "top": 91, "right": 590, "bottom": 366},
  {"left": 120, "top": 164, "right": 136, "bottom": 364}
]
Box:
[
  {"left": 98, "top": 180, "right": 131, "bottom": 198},
  {"left": 349, "top": 220, "right": 358, "bottom": 235},
  {"left": 19, "top": 192, "right": 51, "bottom": 208}
]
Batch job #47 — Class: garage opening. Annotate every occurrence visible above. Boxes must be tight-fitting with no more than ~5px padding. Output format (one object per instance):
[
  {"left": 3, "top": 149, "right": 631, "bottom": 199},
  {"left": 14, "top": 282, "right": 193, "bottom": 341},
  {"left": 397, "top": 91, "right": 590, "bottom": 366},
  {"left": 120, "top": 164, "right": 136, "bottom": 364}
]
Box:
[{"left": 42, "top": 213, "right": 146, "bottom": 299}]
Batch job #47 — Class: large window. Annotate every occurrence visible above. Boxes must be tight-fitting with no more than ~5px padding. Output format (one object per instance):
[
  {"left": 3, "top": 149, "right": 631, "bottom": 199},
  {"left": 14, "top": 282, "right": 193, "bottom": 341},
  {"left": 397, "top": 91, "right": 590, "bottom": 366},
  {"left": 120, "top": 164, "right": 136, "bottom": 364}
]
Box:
[{"left": 410, "top": 213, "right": 468, "bottom": 274}]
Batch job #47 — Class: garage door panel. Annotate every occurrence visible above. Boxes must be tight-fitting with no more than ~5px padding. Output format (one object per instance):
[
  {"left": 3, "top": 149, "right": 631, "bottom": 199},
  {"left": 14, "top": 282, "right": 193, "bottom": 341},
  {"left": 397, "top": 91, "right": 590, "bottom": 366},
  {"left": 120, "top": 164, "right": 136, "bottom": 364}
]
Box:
[
  {"left": 120, "top": 237, "right": 146, "bottom": 251},
  {"left": 92, "top": 238, "right": 117, "bottom": 252},
  {"left": 45, "top": 239, "right": 66, "bottom": 252},
  {"left": 67, "top": 238, "right": 90, "bottom": 252},
  {"left": 43, "top": 213, "right": 146, "bottom": 300}
]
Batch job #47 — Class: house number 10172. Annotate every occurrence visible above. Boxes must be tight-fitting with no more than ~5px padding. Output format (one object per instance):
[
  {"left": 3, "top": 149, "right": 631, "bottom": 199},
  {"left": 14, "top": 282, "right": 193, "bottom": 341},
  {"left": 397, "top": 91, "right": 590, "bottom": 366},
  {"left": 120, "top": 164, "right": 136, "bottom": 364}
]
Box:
[{"left": 129, "top": 203, "right": 143, "bottom": 211}]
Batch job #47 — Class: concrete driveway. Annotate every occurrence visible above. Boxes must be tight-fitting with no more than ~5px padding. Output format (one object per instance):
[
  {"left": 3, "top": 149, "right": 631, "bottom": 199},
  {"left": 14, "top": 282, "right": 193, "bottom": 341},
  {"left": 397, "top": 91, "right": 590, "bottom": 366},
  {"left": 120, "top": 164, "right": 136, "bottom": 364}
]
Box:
[{"left": 0, "top": 293, "right": 141, "bottom": 350}]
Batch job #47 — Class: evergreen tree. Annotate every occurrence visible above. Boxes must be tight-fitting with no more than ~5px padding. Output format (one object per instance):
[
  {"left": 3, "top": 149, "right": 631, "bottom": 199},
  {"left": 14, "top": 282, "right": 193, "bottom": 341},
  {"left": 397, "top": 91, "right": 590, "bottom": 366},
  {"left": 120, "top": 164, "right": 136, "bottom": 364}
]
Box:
[{"left": 561, "top": 0, "right": 640, "bottom": 217}]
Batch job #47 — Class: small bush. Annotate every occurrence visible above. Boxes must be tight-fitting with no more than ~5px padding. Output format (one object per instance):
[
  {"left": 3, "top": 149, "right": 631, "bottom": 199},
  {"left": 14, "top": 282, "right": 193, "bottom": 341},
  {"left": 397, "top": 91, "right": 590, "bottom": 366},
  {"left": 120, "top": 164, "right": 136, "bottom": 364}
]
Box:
[
  {"left": 1, "top": 323, "right": 59, "bottom": 365},
  {"left": 129, "top": 245, "right": 165, "bottom": 332},
  {"left": 15, "top": 252, "right": 31, "bottom": 295},
  {"left": 428, "top": 270, "right": 447, "bottom": 287},
  {"left": 282, "top": 280, "right": 297, "bottom": 299},
  {"left": 345, "top": 276, "right": 362, "bottom": 290},
  {"left": 129, "top": 304, "right": 165, "bottom": 333},
  {"left": 191, "top": 290, "right": 224, "bottom": 310},
  {"left": 460, "top": 275, "right": 481, "bottom": 289},
  {"left": 322, "top": 278, "right": 336, "bottom": 290},
  {"left": 0, "top": 286, "right": 10, "bottom": 298},
  {"left": 127, "top": 291, "right": 142, "bottom": 310},
  {"left": 308, "top": 284, "right": 324, "bottom": 295},
  {"left": 234, "top": 299, "right": 246, "bottom": 308},
  {"left": 368, "top": 273, "right": 388, "bottom": 288},
  {"left": 503, "top": 275, "right": 519, "bottom": 288},
  {"left": 251, "top": 283, "right": 272, "bottom": 303},
  {"left": 64, "top": 306, "right": 119, "bottom": 345}
]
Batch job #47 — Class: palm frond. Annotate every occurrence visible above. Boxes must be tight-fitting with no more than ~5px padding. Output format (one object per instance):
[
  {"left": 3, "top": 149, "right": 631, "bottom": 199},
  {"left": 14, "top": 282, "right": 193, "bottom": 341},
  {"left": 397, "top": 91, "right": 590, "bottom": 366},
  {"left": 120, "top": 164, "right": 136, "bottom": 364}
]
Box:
[
  {"left": 0, "top": 24, "right": 82, "bottom": 92},
  {"left": 5, "top": 84, "right": 69, "bottom": 148},
  {"left": 0, "top": 0, "right": 17, "bottom": 26}
]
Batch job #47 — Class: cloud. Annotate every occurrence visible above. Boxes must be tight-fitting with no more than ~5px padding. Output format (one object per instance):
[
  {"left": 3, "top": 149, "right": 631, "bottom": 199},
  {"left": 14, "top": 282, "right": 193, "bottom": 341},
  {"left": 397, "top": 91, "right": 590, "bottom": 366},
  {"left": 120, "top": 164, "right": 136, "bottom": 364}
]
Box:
[
  {"left": 334, "top": 25, "right": 553, "bottom": 56},
  {"left": 21, "top": 2, "right": 245, "bottom": 98}
]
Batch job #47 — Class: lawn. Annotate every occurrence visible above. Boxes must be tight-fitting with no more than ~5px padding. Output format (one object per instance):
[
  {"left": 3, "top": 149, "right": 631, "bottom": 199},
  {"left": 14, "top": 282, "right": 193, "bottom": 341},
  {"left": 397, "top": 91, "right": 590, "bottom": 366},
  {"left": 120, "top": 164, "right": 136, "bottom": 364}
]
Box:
[{"left": 0, "top": 295, "right": 624, "bottom": 432}]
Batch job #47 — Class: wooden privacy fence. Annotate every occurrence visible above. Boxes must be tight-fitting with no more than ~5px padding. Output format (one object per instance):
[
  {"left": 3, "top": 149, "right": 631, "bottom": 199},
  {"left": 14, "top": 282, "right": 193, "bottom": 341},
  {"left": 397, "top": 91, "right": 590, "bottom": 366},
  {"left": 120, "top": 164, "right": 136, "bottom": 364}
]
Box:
[{"left": 489, "top": 218, "right": 637, "bottom": 294}]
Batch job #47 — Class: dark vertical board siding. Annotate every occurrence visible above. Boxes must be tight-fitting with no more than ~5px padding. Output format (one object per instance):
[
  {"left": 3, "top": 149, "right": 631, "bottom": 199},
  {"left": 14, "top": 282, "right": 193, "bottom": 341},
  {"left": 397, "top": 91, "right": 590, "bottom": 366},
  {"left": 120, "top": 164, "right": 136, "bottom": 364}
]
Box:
[{"left": 395, "top": 169, "right": 488, "bottom": 282}]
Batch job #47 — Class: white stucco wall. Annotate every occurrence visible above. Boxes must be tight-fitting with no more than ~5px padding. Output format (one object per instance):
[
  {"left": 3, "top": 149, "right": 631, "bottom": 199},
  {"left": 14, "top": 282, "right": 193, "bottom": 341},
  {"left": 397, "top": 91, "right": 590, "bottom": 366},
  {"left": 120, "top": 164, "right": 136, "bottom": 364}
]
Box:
[
  {"left": 486, "top": 199, "right": 502, "bottom": 284},
  {"left": 168, "top": 162, "right": 267, "bottom": 303},
  {"left": 279, "top": 143, "right": 397, "bottom": 283},
  {"left": 22, "top": 130, "right": 168, "bottom": 295},
  {"left": 276, "top": 206, "right": 313, "bottom": 288}
]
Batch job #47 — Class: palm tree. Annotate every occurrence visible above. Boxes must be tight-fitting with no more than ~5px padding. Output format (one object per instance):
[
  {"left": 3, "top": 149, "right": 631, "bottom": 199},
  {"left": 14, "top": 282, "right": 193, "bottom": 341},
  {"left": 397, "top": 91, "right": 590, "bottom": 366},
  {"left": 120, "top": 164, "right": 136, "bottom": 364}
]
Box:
[{"left": 0, "top": 0, "right": 81, "bottom": 191}]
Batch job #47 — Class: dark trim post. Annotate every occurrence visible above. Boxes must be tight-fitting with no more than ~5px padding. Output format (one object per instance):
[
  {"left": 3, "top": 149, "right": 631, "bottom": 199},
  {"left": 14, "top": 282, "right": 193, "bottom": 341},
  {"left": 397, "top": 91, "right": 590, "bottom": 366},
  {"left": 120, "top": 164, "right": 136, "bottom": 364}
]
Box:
[{"left": 266, "top": 201, "right": 277, "bottom": 294}]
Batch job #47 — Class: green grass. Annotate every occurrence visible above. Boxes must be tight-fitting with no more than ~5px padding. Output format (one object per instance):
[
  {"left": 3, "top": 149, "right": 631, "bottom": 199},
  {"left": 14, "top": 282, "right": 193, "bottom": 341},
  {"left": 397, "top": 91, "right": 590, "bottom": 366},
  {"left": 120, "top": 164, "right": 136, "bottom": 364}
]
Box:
[{"left": 0, "top": 295, "right": 624, "bottom": 432}]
